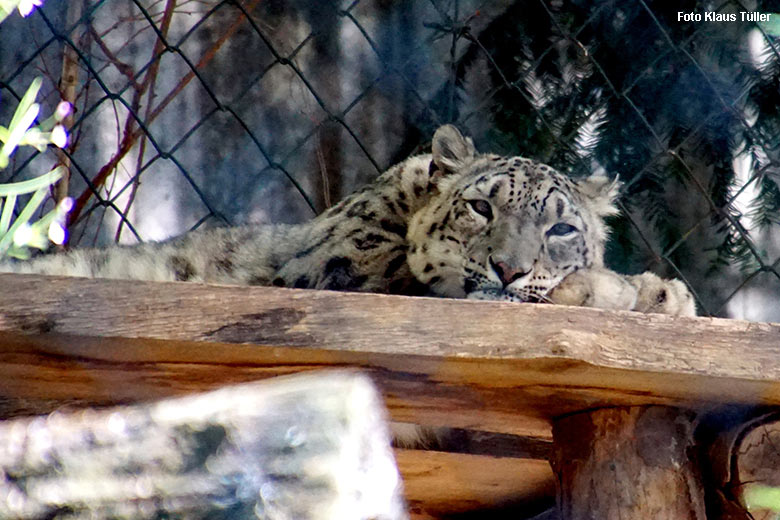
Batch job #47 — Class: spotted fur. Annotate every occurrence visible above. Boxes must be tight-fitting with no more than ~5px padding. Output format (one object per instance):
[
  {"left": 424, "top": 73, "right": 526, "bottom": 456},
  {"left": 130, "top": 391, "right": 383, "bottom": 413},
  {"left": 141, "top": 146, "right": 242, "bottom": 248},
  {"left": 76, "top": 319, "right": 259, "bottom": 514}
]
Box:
[
  {"left": 0, "top": 125, "right": 694, "bottom": 315},
  {"left": 406, "top": 126, "right": 620, "bottom": 303}
]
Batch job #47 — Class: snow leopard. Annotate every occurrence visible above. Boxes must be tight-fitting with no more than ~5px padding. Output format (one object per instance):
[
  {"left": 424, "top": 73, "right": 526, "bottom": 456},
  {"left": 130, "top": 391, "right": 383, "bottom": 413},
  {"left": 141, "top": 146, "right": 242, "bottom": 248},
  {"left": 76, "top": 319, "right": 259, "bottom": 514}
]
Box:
[{"left": 0, "top": 124, "right": 695, "bottom": 316}]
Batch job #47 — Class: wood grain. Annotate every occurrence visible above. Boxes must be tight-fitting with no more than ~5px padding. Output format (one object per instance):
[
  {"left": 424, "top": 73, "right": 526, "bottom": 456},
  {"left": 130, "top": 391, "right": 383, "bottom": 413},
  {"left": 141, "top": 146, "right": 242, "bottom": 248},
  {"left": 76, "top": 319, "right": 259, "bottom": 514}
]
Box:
[
  {"left": 1, "top": 273, "right": 780, "bottom": 438},
  {"left": 552, "top": 406, "right": 706, "bottom": 520},
  {"left": 704, "top": 411, "right": 780, "bottom": 520},
  {"left": 396, "top": 449, "right": 554, "bottom": 517},
  {"left": 2, "top": 273, "right": 779, "bottom": 518}
]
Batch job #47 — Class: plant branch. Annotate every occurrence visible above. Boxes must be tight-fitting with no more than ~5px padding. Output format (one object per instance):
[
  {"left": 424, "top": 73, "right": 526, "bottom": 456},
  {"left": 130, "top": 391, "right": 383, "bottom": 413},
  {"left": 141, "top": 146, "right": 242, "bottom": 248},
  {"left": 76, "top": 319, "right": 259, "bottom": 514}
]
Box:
[{"left": 69, "top": 0, "right": 261, "bottom": 227}]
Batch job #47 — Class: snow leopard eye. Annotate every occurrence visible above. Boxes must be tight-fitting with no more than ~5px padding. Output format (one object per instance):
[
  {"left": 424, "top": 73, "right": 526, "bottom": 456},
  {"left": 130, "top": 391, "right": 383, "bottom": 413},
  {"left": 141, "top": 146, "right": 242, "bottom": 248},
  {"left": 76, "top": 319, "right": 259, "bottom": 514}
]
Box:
[
  {"left": 467, "top": 199, "right": 493, "bottom": 220},
  {"left": 547, "top": 223, "right": 578, "bottom": 237}
]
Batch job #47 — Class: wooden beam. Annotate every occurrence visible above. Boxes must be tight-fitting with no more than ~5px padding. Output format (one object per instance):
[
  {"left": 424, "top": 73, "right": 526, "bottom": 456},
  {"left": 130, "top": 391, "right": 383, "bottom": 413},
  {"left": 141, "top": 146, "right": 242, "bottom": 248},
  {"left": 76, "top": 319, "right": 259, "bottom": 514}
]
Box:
[
  {"left": 1, "top": 273, "right": 780, "bottom": 439},
  {"left": 396, "top": 449, "right": 554, "bottom": 517},
  {"left": 2, "top": 274, "right": 779, "bottom": 518}
]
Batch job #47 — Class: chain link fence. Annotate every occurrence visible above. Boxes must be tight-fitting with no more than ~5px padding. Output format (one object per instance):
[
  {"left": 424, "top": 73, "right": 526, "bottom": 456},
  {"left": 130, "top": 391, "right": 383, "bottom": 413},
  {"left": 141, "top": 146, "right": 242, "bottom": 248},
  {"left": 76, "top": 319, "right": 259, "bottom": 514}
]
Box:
[{"left": 1, "top": 0, "right": 779, "bottom": 321}]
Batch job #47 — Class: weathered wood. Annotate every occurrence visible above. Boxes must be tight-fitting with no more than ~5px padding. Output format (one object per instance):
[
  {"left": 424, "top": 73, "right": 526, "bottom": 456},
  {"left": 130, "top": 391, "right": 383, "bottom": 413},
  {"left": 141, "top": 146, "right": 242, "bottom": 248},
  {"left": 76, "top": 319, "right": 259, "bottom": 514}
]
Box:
[
  {"left": 2, "top": 274, "right": 780, "bottom": 517},
  {"left": 1, "top": 274, "right": 780, "bottom": 438},
  {"left": 552, "top": 406, "right": 707, "bottom": 520},
  {"left": 704, "top": 411, "right": 780, "bottom": 519},
  {"left": 396, "top": 449, "right": 554, "bottom": 518},
  {"left": 733, "top": 414, "right": 780, "bottom": 519},
  {"left": 0, "top": 371, "right": 406, "bottom": 520}
]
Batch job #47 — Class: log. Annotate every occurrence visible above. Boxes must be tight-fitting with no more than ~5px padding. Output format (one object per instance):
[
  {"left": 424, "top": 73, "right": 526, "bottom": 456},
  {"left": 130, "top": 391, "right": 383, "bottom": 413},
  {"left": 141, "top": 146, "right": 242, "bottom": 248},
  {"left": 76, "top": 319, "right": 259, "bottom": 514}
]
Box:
[
  {"left": 552, "top": 406, "right": 706, "bottom": 520},
  {"left": 733, "top": 414, "right": 780, "bottom": 519},
  {"left": 2, "top": 274, "right": 780, "bottom": 517},
  {"left": 0, "top": 371, "right": 406, "bottom": 520},
  {"left": 2, "top": 274, "right": 780, "bottom": 440},
  {"left": 704, "top": 411, "right": 780, "bottom": 519},
  {"left": 396, "top": 449, "right": 554, "bottom": 517}
]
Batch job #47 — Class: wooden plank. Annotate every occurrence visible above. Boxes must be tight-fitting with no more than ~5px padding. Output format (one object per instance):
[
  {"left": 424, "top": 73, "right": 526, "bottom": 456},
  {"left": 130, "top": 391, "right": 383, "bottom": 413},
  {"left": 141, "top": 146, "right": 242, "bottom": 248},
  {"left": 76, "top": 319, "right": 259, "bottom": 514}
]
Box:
[
  {"left": 395, "top": 449, "right": 554, "bottom": 518},
  {"left": 3, "top": 273, "right": 778, "bottom": 518},
  {"left": 0, "top": 371, "right": 406, "bottom": 520},
  {"left": 1, "top": 273, "right": 780, "bottom": 438}
]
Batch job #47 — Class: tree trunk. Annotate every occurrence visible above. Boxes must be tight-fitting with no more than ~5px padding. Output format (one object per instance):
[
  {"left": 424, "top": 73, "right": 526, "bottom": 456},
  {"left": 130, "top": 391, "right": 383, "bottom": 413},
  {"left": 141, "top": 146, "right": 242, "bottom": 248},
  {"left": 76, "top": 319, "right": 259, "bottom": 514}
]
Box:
[{"left": 552, "top": 406, "right": 706, "bottom": 520}]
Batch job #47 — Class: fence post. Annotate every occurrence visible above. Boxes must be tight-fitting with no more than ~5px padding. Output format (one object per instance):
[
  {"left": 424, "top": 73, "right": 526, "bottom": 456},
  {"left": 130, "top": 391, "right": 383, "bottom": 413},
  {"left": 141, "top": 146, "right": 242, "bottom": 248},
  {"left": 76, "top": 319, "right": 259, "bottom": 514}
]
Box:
[{"left": 552, "top": 406, "right": 706, "bottom": 519}]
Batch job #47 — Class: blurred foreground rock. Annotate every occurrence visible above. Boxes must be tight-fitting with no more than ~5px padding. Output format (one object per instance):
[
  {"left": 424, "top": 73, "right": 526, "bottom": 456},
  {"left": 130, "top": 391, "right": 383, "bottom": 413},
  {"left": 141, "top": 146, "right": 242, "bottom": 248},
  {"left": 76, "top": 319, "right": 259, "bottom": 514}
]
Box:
[{"left": 0, "top": 370, "right": 406, "bottom": 520}]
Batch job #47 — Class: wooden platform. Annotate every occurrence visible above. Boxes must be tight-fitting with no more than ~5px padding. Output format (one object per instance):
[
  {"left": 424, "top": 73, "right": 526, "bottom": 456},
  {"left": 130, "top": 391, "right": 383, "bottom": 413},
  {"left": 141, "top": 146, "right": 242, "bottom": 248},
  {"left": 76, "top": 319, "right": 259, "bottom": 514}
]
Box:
[{"left": 1, "top": 273, "right": 779, "bottom": 517}]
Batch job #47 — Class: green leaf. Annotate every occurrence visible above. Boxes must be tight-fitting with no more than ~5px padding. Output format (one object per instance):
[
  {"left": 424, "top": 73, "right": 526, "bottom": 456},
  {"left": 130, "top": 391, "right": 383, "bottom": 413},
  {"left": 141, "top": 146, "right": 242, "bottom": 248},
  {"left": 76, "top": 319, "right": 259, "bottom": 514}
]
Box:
[
  {"left": 5, "top": 244, "right": 32, "bottom": 260},
  {"left": 0, "top": 167, "right": 66, "bottom": 257},
  {"left": 0, "top": 193, "right": 16, "bottom": 235},
  {"left": 744, "top": 484, "right": 780, "bottom": 512},
  {"left": 0, "top": 185, "right": 48, "bottom": 256},
  {"left": 0, "top": 0, "right": 19, "bottom": 24},
  {"left": 0, "top": 166, "right": 65, "bottom": 197},
  {"left": 8, "top": 77, "right": 42, "bottom": 132},
  {"left": 0, "top": 102, "right": 39, "bottom": 162}
]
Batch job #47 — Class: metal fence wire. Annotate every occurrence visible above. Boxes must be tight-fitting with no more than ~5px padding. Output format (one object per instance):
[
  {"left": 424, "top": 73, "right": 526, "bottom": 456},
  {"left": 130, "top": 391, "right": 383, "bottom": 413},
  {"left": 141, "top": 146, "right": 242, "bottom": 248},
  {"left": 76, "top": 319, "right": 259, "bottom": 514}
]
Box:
[{"left": 1, "top": 0, "right": 779, "bottom": 321}]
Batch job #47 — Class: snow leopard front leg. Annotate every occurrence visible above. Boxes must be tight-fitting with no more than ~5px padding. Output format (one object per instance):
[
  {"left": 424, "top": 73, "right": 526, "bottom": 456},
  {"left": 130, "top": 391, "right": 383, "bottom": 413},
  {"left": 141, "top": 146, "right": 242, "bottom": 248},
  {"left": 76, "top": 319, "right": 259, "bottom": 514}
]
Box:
[{"left": 548, "top": 267, "right": 696, "bottom": 316}]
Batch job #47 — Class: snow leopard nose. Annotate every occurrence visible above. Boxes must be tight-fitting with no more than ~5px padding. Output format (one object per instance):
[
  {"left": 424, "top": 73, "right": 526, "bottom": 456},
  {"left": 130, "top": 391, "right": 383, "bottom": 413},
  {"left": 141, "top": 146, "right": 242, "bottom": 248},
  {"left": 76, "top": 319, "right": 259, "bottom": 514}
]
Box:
[{"left": 490, "top": 258, "right": 531, "bottom": 287}]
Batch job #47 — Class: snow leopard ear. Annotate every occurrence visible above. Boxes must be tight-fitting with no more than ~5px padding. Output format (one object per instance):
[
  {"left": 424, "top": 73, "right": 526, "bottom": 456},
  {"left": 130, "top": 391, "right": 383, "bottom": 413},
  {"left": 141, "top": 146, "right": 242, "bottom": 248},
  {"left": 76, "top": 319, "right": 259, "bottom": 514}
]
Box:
[
  {"left": 576, "top": 174, "right": 622, "bottom": 217},
  {"left": 431, "top": 125, "right": 476, "bottom": 176}
]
